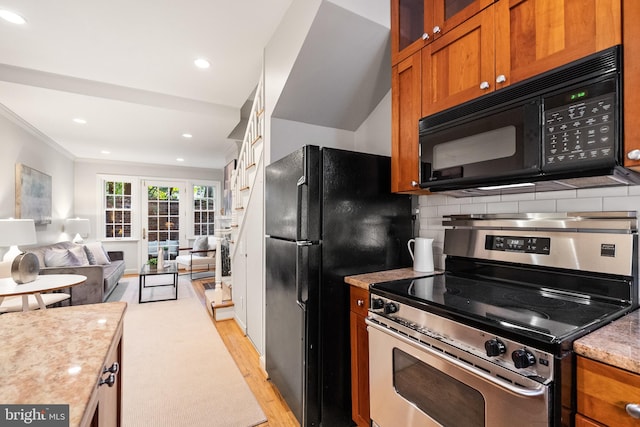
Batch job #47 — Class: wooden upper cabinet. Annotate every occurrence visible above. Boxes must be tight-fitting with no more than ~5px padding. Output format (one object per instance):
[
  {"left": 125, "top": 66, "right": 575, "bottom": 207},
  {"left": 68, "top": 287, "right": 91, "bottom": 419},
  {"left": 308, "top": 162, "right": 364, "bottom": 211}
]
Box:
[
  {"left": 422, "top": 6, "right": 495, "bottom": 116},
  {"left": 391, "top": 0, "right": 493, "bottom": 65},
  {"left": 421, "top": 0, "right": 621, "bottom": 116},
  {"left": 392, "top": 0, "right": 429, "bottom": 65},
  {"left": 392, "top": 52, "right": 427, "bottom": 194},
  {"left": 623, "top": 0, "right": 640, "bottom": 168},
  {"left": 496, "top": 0, "right": 621, "bottom": 88}
]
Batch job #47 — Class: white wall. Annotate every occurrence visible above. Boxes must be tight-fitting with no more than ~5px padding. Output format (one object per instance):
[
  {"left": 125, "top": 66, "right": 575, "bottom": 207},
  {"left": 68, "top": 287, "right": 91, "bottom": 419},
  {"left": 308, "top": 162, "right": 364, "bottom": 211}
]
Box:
[
  {"left": 0, "top": 108, "right": 75, "bottom": 255},
  {"left": 354, "top": 90, "right": 392, "bottom": 156},
  {"left": 418, "top": 186, "right": 640, "bottom": 269}
]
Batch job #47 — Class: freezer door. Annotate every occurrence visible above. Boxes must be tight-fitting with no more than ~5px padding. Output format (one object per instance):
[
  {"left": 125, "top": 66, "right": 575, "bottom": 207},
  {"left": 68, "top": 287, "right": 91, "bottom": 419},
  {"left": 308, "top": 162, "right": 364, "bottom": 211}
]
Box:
[
  {"left": 265, "top": 145, "right": 320, "bottom": 241},
  {"left": 265, "top": 236, "right": 320, "bottom": 426}
]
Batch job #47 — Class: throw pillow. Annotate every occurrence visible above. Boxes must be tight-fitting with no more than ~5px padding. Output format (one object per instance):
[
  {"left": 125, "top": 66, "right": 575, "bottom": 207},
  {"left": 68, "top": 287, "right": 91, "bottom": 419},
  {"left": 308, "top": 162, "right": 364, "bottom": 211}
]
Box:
[
  {"left": 84, "top": 242, "right": 111, "bottom": 265},
  {"left": 69, "top": 245, "right": 90, "bottom": 266},
  {"left": 44, "top": 248, "right": 84, "bottom": 267},
  {"left": 192, "top": 236, "right": 209, "bottom": 257}
]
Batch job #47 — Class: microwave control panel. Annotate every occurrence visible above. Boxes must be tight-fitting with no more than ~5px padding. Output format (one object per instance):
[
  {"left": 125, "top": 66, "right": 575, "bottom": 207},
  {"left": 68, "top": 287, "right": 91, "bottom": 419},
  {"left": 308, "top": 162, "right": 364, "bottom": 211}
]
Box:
[{"left": 543, "top": 79, "right": 616, "bottom": 170}]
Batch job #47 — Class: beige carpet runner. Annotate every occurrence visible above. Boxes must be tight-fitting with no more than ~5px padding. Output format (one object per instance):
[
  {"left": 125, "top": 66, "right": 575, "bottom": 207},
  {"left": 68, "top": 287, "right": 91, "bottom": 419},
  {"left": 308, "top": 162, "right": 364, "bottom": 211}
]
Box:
[{"left": 117, "top": 278, "right": 267, "bottom": 426}]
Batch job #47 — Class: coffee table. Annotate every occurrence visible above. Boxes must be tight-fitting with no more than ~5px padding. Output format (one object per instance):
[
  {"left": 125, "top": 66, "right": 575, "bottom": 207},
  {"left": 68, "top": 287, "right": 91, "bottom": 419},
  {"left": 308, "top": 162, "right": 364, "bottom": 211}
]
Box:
[{"left": 139, "top": 263, "right": 178, "bottom": 303}]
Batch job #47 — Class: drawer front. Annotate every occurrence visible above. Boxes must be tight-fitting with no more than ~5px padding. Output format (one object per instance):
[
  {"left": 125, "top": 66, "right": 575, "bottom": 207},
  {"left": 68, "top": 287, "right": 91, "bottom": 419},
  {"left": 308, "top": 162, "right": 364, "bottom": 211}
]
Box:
[
  {"left": 577, "top": 356, "right": 640, "bottom": 426},
  {"left": 349, "top": 286, "right": 369, "bottom": 317}
]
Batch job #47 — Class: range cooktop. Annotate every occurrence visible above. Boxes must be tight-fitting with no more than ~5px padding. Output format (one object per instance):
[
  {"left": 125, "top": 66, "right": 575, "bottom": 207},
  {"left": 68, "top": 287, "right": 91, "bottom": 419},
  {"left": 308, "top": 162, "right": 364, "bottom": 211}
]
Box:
[{"left": 371, "top": 274, "right": 631, "bottom": 344}]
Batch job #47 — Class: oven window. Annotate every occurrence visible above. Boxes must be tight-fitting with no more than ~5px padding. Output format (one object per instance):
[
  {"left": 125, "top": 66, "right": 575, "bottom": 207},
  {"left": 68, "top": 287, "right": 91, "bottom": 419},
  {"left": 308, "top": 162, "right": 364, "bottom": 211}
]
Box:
[
  {"left": 433, "top": 125, "right": 516, "bottom": 170},
  {"left": 393, "top": 348, "right": 485, "bottom": 427}
]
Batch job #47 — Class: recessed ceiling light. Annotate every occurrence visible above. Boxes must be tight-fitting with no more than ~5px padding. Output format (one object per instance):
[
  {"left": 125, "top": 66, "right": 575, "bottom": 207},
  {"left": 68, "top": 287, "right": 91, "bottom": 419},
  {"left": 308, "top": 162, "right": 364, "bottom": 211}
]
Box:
[
  {"left": 194, "top": 58, "right": 210, "bottom": 69},
  {"left": 182, "top": 133, "right": 192, "bottom": 138},
  {"left": 101, "top": 150, "right": 110, "bottom": 155},
  {"left": 0, "top": 9, "right": 27, "bottom": 25},
  {"left": 176, "top": 158, "right": 185, "bottom": 162},
  {"left": 73, "top": 118, "right": 87, "bottom": 124}
]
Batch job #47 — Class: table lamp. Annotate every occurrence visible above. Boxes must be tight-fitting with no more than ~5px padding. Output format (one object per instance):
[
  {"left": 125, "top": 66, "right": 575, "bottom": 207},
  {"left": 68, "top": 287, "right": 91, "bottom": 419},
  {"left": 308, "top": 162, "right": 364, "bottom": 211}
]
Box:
[
  {"left": 65, "top": 218, "right": 90, "bottom": 244},
  {"left": 0, "top": 218, "right": 39, "bottom": 283}
]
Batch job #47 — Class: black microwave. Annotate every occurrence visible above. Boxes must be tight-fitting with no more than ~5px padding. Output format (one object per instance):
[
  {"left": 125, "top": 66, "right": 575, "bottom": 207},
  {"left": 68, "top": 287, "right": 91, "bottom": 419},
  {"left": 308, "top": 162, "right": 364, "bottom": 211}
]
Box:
[{"left": 418, "top": 45, "right": 640, "bottom": 195}]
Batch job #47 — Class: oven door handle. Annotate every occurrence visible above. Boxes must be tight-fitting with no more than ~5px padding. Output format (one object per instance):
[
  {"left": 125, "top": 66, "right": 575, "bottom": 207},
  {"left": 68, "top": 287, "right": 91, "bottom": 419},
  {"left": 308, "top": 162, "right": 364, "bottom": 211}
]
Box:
[{"left": 366, "top": 319, "right": 547, "bottom": 398}]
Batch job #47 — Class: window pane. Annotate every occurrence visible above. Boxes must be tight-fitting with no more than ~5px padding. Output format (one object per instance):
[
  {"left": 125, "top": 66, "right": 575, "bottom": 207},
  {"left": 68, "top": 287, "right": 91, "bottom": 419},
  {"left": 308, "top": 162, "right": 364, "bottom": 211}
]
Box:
[{"left": 104, "top": 179, "right": 133, "bottom": 239}]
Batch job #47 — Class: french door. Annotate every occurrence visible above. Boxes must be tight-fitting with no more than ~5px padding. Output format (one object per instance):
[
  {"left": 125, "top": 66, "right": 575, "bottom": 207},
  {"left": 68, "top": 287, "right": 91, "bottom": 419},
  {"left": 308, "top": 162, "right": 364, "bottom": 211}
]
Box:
[{"left": 141, "top": 180, "right": 185, "bottom": 265}]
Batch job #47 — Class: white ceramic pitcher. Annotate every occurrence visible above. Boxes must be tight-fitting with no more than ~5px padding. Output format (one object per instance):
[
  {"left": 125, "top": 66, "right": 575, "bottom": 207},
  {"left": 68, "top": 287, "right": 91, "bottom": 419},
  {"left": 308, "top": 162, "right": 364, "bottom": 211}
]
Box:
[{"left": 407, "top": 237, "right": 434, "bottom": 273}]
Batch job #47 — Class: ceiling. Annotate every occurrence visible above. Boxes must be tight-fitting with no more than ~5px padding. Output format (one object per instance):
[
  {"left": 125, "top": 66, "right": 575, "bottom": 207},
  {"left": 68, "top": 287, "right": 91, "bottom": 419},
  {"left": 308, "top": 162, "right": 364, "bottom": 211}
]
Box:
[{"left": 0, "top": 0, "right": 294, "bottom": 169}]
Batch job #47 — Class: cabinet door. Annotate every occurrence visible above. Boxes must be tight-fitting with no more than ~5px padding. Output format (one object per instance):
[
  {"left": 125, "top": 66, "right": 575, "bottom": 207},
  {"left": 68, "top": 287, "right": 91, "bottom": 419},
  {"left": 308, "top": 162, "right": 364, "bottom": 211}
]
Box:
[
  {"left": 349, "top": 286, "right": 370, "bottom": 427},
  {"left": 495, "top": 0, "right": 621, "bottom": 88},
  {"left": 431, "top": 0, "right": 494, "bottom": 41},
  {"left": 391, "top": 0, "right": 430, "bottom": 65},
  {"left": 391, "top": 52, "right": 424, "bottom": 193},
  {"left": 577, "top": 356, "right": 640, "bottom": 427},
  {"left": 98, "top": 328, "right": 122, "bottom": 426},
  {"left": 623, "top": 0, "right": 640, "bottom": 168},
  {"left": 422, "top": 7, "right": 495, "bottom": 116}
]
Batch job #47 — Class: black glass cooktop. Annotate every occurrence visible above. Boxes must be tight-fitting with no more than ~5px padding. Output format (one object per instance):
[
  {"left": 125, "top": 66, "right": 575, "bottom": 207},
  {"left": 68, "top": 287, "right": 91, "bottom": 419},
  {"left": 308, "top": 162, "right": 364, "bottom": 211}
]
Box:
[{"left": 371, "top": 273, "right": 631, "bottom": 344}]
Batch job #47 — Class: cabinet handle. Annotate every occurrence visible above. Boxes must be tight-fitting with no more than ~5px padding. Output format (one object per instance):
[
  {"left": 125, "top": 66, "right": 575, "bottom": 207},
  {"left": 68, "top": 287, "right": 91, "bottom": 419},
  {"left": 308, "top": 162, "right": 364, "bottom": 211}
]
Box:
[
  {"left": 103, "top": 362, "right": 119, "bottom": 375},
  {"left": 496, "top": 74, "right": 507, "bottom": 84},
  {"left": 626, "top": 403, "right": 640, "bottom": 418},
  {"left": 422, "top": 32, "right": 429, "bottom": 40},
  {"left": 411, "top": 180, "right": 419, "bottom": 187},
  {"left": 99, "top": 373, "right": 116, "bottom": 388},
  {"left": 480, "top": 81, "right": 490, "bottom": 90},
  {"left": 433, "top": 25, "right": 441, "bottom": 34},
  {"left": 357, "top": 299, "right": 364, "bottom": 307},
  {"left": 627, "top": 149, "right": 640, "bottom": 160}
]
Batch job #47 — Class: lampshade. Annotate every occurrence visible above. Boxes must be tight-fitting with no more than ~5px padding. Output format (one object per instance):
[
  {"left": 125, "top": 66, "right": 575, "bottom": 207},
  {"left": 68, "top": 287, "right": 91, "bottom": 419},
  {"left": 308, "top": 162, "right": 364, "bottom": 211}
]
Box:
[
  {"left": 65, "top": 218, "right": 90, "bottom": 243},
  {"left": 0, "top": 218, "right": 37, "bottom": 263}
]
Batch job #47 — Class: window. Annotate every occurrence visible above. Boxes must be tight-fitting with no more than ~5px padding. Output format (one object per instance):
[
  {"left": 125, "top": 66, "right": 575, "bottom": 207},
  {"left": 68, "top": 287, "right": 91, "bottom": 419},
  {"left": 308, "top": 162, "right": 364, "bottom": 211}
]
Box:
[
  {"left": 104, "top": 180, "right": 133, "bottom": 238},
  {"left": 193, "top": 184, "right": 216, "bottom": 236}
]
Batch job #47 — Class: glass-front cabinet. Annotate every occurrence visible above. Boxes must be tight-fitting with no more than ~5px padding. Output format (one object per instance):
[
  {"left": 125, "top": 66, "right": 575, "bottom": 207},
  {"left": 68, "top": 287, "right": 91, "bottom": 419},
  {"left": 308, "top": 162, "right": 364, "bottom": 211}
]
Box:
[{"left": 391, "top": 0, "right": 493, "bottom": 65}]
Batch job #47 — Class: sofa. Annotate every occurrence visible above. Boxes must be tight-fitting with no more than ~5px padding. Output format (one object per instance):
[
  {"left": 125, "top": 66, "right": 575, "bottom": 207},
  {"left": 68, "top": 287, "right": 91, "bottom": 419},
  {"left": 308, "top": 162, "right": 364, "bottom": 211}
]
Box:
[{"left": 23, "top": 241, "right": 125, "bottom": 305}]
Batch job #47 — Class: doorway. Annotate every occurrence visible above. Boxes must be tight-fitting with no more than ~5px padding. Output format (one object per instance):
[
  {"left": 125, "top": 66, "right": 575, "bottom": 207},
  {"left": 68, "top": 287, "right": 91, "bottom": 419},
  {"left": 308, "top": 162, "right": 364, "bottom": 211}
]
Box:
[{"left": 141, "top": 181, "right": 184, "bottom": 266}]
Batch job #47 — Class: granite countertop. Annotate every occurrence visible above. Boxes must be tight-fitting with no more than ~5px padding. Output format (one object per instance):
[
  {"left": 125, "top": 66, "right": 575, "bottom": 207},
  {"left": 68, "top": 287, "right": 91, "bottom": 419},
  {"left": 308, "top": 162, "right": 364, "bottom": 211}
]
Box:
[
  {"left": 345, "top": 267, "right": 443, "bottom": 289},
  {"left": 0, "top": 302, "right": 127, "bottom": 426},
  {"left": 574, "top": 309, "right": 640, "bottom": 374}
]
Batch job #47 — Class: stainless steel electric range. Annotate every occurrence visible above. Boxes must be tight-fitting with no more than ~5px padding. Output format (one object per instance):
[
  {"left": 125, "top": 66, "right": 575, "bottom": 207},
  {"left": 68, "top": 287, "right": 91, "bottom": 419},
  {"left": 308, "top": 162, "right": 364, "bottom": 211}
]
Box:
[{"left": 367, "top": 212, "right": 638, "bottom": 427}]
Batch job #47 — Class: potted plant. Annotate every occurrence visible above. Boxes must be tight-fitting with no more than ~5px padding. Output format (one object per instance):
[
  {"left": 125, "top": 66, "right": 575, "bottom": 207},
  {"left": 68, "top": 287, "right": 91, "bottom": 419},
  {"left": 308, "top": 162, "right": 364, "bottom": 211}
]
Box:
[{"left": 148, "top": 257, "right": 158, "bottom": 269}]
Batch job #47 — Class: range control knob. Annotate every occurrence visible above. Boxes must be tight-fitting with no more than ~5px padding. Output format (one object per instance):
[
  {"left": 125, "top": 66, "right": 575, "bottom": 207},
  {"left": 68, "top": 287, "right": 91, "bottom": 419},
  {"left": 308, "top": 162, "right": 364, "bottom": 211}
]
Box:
[
  {"left": 512, "top": 349, "right": 536, "bottom": 369},
  {"left": 371, "top": 298, "right": 384, "bottom": 310},
  {"left": 384, "top": 302, "right": 399, "bottom": 315},
  {"left": 484, "top": 339, "right": 506, "bottom": 357}
]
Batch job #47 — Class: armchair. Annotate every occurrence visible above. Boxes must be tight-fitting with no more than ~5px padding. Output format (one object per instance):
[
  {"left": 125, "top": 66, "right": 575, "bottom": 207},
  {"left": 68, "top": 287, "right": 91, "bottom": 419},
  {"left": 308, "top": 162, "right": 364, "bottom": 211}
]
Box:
[{"left": 175, "top": 236, "right": 217, "bottom": 279}]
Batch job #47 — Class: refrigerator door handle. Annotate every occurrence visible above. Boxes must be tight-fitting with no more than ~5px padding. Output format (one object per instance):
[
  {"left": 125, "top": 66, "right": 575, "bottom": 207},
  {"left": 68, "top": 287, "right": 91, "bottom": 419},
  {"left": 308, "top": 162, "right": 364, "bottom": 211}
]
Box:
[
  {"left": 296, "top": 174, "right": 307, "bottom": 241},
  {"left": 296, "top": 241, "right": 311, "bottom": 310}
]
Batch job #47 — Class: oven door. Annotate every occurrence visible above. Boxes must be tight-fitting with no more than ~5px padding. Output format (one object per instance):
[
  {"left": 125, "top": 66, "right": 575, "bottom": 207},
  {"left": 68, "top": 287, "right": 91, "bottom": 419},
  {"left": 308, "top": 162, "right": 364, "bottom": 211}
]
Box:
[
  {"left": 419, "top": 100, "right": 540, "bottom": 191},
  {"left": 367, "top": 320, "right": 551, "bottom": 427}
]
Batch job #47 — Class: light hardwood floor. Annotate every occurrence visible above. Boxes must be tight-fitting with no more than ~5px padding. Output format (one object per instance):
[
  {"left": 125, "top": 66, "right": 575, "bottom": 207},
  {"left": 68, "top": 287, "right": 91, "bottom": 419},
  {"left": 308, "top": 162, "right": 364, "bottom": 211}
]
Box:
[{"left": 191, "top": 280, "right": 299, "bottom": 427}]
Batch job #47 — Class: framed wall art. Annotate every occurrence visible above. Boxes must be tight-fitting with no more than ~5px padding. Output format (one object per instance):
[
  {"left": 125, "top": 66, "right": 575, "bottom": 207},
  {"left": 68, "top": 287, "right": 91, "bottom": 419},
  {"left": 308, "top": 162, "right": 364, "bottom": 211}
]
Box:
[{"left": 15, "top": 163, "right": 52, "bottom": 225}]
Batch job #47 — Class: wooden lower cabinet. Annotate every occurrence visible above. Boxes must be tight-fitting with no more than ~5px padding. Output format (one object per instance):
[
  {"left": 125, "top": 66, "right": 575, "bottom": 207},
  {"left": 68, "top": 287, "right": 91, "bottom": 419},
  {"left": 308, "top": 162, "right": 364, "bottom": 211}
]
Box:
[
  {"left": 576, "top": 355, "right": 640, "bottom": 426},
  {"left": 349, "top": 285, "right": 370, "bottom": 427},
  {"left": 90, "top": 321, "right": 123, "bottom": 427}
]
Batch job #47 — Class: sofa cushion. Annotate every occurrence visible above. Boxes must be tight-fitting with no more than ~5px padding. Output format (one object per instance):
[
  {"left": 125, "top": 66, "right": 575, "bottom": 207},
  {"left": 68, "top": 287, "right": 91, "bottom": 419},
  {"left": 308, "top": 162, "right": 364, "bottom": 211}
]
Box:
[
  {"left": 44, "top": 247, "right": 89, "bottom": 267},
  {"left": 193, "top": 236, "right": 209, "bottom": 256},
  {"left": 84, "top": 242, "right": 111, "bottom": 265}
]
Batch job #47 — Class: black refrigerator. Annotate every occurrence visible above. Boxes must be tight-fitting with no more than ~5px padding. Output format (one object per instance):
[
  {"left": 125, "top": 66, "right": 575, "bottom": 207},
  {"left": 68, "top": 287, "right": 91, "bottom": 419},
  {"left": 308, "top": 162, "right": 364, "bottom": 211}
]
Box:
[{"left": 265, "top": 146, "right": 413, "bottom": 426}]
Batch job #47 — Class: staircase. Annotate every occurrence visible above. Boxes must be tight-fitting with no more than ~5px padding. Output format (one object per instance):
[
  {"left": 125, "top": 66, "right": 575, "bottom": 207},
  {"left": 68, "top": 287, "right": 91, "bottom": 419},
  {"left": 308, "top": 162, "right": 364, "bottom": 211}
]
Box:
[
  {"left": 230, "top": 73, "right": 264, "bottom": 244},
  {"left": 226, "top": 72, "right": 265, "bottom": 331}
]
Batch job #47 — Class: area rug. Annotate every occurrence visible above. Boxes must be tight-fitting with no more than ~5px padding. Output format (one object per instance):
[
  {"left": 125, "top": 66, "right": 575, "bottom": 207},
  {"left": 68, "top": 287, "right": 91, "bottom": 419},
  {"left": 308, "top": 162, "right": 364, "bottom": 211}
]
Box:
[{"left": 117, "top": 276, "right": 267, "bottom": 427}]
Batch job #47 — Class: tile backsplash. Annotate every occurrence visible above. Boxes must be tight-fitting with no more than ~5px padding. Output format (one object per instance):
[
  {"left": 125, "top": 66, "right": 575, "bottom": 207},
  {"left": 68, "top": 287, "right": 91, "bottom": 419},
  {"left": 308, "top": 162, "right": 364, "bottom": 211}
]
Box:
[{"left": 418, "top": 185, "right": 640, "bottom": 269}]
